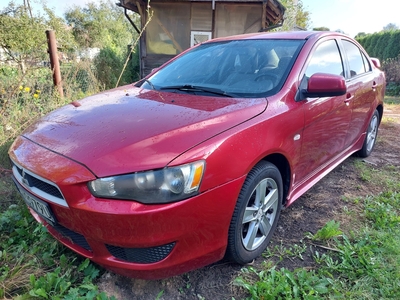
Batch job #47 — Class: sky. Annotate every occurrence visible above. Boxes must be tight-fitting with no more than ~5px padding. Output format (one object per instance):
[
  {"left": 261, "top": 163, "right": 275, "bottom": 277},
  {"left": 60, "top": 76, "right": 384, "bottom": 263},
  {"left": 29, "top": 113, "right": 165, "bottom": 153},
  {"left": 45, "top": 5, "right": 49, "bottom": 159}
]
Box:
[
  {"left": 301, "top": 0, "right": 399, "bottom": 37},
  {"left": 1, "top": 0, "right": 399, "bottom": 38}
]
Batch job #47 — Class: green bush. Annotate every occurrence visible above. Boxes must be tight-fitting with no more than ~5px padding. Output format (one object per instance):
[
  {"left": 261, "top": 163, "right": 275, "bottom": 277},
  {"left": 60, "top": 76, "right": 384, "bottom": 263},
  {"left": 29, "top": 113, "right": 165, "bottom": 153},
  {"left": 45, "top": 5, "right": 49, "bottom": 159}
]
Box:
[
  {"left": 94, "top": 47, "right": 123, "bottom": 90},
  {"left": 386, "top": 82, "right": 400, "bottom": 96},
  {"left": 93, "top": 45, "right": 140, "bottom": 90},
  {"left": 357, "top": 30, "right": 400, "bottom": 61}
]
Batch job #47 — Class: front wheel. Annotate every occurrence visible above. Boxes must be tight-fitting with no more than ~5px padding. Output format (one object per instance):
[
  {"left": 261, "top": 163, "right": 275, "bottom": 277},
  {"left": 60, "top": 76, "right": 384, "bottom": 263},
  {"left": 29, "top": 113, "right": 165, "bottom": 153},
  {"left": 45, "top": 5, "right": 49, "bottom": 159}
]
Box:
[
  {"left": 357, "top": 109, "right": 380, "bottom": 158},
  {"left": 226, "top": 161, "right": 283, "bottom": 264}
]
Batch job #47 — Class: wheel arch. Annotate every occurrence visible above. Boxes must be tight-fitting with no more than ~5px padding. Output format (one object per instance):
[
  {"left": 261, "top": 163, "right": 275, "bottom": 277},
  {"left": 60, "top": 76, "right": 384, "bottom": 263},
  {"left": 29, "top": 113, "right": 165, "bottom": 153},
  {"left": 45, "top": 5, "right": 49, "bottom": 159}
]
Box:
[
  {"left": 261, "top": 153, "right": 291, "bottom": 206},
  {"left": 376, "top": 104, "right": 383, "bottom": 124}
]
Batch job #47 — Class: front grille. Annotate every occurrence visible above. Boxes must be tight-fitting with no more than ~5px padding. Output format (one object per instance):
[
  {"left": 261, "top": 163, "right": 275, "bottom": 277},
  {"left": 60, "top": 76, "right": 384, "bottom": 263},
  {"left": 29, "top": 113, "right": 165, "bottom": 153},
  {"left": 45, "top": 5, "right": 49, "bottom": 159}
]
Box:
[
  {"left": 24, "top": 171, "right": 63, "bottom": 198},
  {"left": 50, "top": 223, "right": 92, "bottom": 252},
  {"left": 11, "top": 161, "right": 68, "bottom": 207},
  {"left": 106, "top": 242, "right": 176, "bottom": 264}
]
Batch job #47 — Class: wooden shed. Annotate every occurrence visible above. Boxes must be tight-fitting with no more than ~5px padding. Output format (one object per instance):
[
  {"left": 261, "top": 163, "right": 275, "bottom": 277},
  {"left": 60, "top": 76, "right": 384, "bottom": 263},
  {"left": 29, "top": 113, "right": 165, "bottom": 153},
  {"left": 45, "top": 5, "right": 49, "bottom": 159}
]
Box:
[{"left": 117, "top": 0, "right": 286, "bottom": 78}]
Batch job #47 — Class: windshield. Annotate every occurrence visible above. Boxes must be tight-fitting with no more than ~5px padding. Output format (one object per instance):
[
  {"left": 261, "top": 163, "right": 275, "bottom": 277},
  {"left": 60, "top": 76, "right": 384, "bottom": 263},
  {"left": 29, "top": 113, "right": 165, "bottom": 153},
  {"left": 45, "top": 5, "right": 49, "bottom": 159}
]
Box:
[{"left": 142, "top": 39, "right": 305, "bottom": 98}]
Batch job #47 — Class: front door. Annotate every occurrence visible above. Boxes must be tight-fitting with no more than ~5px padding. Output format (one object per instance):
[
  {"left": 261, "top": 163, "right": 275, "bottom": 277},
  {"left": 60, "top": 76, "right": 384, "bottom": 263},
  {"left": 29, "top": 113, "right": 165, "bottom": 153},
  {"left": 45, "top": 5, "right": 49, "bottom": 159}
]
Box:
[{"left": 295, "top": 39, "right": 352, "bottom": 184}]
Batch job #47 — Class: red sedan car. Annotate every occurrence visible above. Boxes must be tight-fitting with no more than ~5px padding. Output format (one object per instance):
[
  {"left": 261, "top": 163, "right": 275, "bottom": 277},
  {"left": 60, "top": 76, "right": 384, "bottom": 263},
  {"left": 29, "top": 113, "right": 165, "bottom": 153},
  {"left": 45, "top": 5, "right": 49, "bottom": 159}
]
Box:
[{"left": 9, "top": 31, "right": 385, "bottom": 279}]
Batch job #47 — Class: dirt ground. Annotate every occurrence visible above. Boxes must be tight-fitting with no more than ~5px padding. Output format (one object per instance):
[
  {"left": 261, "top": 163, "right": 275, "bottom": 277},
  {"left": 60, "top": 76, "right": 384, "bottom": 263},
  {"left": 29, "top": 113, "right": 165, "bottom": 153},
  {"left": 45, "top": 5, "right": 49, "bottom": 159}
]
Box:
[{"left": 97, "top": 105, "right": 400, "bottom": 300}]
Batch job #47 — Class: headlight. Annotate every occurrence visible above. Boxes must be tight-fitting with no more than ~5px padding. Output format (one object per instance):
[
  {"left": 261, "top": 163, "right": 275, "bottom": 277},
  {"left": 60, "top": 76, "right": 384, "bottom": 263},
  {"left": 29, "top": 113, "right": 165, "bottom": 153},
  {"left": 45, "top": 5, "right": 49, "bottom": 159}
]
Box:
[{"left": 88, "top": 161, "right": 205, "bottom": 204}]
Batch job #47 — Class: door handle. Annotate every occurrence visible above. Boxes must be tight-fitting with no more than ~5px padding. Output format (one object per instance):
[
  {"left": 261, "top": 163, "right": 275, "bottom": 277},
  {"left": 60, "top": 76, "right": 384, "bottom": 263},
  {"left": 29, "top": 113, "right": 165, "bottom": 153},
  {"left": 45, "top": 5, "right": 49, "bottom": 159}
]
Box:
[{"left": 344, "top": 93, "right": 354, "bottom": 105}]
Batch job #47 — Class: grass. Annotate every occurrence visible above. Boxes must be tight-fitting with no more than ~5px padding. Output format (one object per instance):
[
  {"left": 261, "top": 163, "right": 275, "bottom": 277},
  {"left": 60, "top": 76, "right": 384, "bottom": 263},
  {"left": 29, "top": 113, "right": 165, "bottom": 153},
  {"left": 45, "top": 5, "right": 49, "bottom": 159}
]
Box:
[
  {"left": 384, "top": 95, "right": 400, "bottom": 105},
  {"left": 0, "top": 196, "right": 114, "bottom": 299}
]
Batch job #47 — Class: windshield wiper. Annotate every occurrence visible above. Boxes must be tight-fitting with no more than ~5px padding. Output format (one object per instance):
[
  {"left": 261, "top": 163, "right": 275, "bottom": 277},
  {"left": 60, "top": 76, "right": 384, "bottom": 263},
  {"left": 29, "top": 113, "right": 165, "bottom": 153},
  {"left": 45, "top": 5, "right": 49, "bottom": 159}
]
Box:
[
  {"left": 143, "top": 79, "right": 155, "bottom": 90},
  {"left": 160, "top": 85, "right": 234, "bottom": 97}
]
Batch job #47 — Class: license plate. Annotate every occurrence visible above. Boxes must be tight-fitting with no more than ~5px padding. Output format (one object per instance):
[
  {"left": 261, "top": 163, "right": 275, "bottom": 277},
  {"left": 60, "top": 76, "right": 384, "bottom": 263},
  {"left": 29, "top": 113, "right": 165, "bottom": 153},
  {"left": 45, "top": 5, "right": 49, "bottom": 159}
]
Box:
[{"left": 14, "top": 180, "right": 57, "bottom": 225}]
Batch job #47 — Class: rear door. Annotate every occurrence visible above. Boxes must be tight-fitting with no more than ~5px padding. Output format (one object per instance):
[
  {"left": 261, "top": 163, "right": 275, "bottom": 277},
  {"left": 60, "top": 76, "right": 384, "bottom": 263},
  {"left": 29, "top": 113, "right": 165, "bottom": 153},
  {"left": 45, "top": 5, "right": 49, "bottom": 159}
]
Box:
[{"left": 339, "top": 39, "right": 378, "bottom": 146}]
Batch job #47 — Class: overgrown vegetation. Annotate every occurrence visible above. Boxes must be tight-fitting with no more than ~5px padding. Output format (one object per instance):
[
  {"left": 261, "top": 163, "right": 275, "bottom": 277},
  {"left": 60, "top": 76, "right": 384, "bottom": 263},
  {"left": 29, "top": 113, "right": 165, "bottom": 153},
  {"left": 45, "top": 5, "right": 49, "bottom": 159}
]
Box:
[
  {"left": 64, "top": 0, "right": 140, "bottom": 88},
  {"left": 0, "top": 63, "right": 98, "bottom": 169},
  {"left": 0, "top": 188, "right": 115, "bottom": 298}
]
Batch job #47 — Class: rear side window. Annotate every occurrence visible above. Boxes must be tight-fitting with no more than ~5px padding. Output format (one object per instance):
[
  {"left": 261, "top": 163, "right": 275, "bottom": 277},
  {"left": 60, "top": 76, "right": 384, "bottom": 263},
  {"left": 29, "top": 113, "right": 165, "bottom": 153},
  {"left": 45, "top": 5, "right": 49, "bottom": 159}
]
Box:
[
  {"left": 305, "top": 39, "right": 344, "bottom": 77},
  {"left": 362, "top": 51, "right": 372, "bottom": 72},
  {"left": 343, "top": 40, "right": 371, "bottom": 77}
]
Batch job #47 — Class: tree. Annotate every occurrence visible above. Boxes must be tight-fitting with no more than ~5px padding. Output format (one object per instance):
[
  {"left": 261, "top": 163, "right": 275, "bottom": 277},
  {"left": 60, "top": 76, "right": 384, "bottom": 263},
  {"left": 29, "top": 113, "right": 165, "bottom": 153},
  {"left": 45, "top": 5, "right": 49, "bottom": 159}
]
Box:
[
  {"left": 0, "top": 1, "right": 76, "bottom": 73},
  {"left": 294, "top": 0, "right": 310, "bottom": 29},
  {"left": 64, "top": 0, "right": 139, "bottom": 88},
  {"left": 313, "top": 27, "right": 330, "bottom": 31},
  {"left": 355, "top": 32, "right": 367, "bottom": 39},
  {"left": 64, "top": 0, "right": 136, "bottom": 52},
  {"left": 383, "top": 23, "right": 398, "bottom": 32},
  {"left": 279, "top": 0, "right": 311, "bottom": 31}
]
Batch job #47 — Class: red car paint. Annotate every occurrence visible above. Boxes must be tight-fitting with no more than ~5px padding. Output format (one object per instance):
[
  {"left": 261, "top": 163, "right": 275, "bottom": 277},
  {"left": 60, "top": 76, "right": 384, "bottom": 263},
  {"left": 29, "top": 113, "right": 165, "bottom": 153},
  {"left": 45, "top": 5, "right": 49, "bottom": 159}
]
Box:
[{"left": 9, "top": 31, "right": 385, "bottom": 279}]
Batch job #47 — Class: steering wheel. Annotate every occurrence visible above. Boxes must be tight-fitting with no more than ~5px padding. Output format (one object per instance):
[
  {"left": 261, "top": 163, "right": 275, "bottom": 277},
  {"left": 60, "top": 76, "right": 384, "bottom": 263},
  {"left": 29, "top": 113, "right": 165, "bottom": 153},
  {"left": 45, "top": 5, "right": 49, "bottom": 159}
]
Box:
[{"left": 255, "top": 72, "right": 279, "bottom": 84}]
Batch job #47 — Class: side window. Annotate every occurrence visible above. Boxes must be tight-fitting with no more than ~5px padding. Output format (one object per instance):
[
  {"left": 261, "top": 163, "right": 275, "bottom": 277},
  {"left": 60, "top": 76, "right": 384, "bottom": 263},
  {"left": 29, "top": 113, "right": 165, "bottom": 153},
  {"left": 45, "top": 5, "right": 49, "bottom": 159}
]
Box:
[
  {"left": 362, "top": 52, "right": 372, "bottom": 72},
  {"left": 305, "top": 40, "right": 343, "bottom": 77},
  {"left": 343, "top": 40, "right": 369, "bottom": 77}
]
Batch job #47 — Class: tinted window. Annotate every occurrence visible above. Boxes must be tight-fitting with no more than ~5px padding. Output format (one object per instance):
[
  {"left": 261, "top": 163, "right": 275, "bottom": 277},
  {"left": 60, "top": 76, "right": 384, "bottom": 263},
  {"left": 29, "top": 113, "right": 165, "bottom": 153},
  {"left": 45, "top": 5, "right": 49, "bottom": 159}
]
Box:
[
  {"left": 343, "top": 40, "right": 367, "bottom": 77},
  {"left": 305, "top": 40, "right": 343, "bottom": 77},
  {"left": 145, "top": 39, "right": 305, "bottom": 98}
]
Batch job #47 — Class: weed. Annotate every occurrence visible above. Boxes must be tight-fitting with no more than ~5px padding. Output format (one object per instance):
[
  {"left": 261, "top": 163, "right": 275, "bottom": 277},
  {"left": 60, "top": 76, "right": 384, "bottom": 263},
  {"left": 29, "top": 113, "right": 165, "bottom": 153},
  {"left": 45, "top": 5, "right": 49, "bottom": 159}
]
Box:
[
  {"left": 356, "top": 161, "right": 373, "bottom": 182},
  {"left": 235, "top": 266, "right": 332, "bottom": 299},
  {"left": 364, "top": 192, "right": 400, "bottom": 229},
  {"left": 263, "top": 241, "right": 307, "bottom": 261},
  {"left": 155, "top": 290, "right": 164, "bottom": 300},
  {"left": 310, "top": 220, "right": 343, "bottom": 241}
]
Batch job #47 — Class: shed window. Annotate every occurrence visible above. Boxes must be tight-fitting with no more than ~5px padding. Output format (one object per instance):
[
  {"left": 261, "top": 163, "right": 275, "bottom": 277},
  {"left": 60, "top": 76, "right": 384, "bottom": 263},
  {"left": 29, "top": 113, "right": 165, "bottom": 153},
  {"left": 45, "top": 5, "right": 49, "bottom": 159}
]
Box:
[{"left": 146, "top": 3, "right": 190, "bottom": 55}]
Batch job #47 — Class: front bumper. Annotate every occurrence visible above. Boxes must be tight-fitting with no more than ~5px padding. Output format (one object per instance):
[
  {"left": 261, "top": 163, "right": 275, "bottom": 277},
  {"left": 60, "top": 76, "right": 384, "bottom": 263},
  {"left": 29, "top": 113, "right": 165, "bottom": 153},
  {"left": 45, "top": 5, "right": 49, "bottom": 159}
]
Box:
[{"left": 9, "top": 136, "right": 245, "bottom": 279}]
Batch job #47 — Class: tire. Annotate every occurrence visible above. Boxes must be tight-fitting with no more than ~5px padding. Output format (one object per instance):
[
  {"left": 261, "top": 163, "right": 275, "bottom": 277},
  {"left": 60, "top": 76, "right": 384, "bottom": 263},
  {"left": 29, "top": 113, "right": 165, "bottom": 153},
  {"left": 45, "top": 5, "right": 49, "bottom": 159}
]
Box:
[
  {"left": 226, "top": 161, "right": 283, "bottom": 264},
  {"left": 357, "top": 109, "right": 380, "bottom": 158}
]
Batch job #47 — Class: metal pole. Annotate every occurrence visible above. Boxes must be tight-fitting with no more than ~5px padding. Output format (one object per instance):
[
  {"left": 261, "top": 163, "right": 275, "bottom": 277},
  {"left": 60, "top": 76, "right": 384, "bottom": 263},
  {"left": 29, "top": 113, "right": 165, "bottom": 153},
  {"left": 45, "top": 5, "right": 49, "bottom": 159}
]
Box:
[
  {"left": 211, "top": 0, "right": 216, "bottom": 39},
  {"left": 46, "top": 30, "right": 63, "bottom": 98}
]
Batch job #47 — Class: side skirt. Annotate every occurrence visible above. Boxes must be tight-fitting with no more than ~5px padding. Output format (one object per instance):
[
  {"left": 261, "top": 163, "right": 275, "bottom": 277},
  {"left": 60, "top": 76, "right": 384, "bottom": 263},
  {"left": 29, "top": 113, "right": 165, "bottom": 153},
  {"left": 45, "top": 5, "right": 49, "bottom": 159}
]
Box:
[{"left": 285, "top": 133, "right": 366, "bottom": 207}]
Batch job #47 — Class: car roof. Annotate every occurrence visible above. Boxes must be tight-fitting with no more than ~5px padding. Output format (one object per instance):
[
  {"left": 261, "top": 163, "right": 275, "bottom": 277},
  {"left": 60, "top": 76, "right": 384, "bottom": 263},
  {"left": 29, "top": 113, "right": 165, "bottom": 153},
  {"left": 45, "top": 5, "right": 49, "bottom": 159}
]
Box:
[{"left": 207, "top": 31, "right": 348, "bottom": 43}]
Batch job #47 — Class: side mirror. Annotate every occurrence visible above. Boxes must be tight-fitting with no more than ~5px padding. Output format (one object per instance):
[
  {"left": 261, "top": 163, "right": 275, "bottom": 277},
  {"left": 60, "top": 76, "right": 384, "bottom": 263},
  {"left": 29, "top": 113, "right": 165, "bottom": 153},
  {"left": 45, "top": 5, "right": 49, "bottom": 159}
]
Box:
[
  {"left": 370, "top": 58, "right": 381, "bottom": 69},
  {"left": 302, "top": 73, "right": 347, "bottom": 98}
]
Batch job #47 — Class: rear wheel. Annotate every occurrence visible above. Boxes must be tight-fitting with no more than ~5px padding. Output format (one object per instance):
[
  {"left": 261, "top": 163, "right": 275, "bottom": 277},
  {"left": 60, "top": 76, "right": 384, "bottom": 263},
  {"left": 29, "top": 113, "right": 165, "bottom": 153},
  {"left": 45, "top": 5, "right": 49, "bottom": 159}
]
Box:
[
  {"left": 226, "top": 161, "right": 282, "bottom": 264},
  {"left": 357, "top": 109, "right": 379, "bottom": 158}
]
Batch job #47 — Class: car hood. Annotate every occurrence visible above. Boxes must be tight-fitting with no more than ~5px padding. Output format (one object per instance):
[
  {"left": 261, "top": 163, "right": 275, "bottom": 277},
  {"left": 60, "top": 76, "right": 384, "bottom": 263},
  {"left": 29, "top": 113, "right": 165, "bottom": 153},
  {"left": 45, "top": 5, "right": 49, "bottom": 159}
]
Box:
[{"left": 22, "top": 85, "right": 267, "bottom": 177}]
